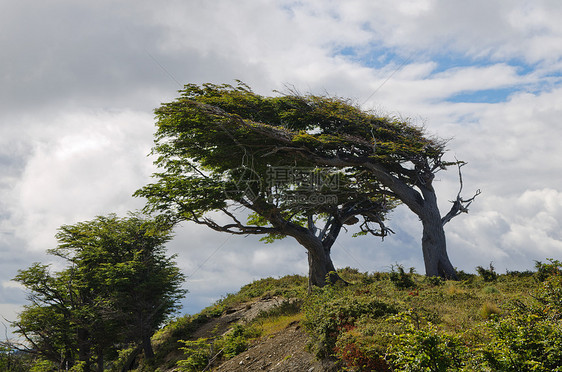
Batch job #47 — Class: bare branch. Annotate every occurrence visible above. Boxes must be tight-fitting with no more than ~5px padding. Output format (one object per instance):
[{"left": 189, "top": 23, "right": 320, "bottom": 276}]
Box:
[
  {"left": 441, "top": 162, "right": 481, "bottom": 226},
  {"left": 189, "top": 211, "right": 277, "bottom": 236}
]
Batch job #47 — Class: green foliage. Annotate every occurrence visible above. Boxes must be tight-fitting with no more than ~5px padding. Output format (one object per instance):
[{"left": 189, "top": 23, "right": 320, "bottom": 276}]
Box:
[
  {"left": 177, "top": 324, "right": 260, "bottom": 371},
  {"left": 136, "top": 81, "right": 399, "bottom": 289},
  {"left": 476, "top": 262, "right": 498, "bottom": 282},
  {"left": 534, "top": 258, "right": 562, "bottom": 282},
  {"left": 29, "top": 359, "right": 57, "bottom": 372},
  {"left": 138, "top": 264, "right": 561, "bottom": 371},
  {"left": 176, "top": 338, "right": 212, "bottom": 372},
  {"left": 388, "top": 312, "right": 471, "bottom": 372},
  {"left": 390, "top": 265, "right": 417, "bottom": 289},
  {"left": 302, "top": 283, "right": 396, "bottom": 358},
  {"left": 12, "top": 213, "right": 186, "bottom": 370},
  {"left": 482, "top": 285, "right": 499, "bottom": 294},
  {"left": 215, "top": 324, "right": 260, "bottom": 359},
  {"left": 478, "top": 260, "right": 562, "bottom": 371},
  {"left": 482, "top": 307, "right": 562, "bottom": 370},
  {"left": 0, "top": 345, "right": 32, "bottom": 372}
]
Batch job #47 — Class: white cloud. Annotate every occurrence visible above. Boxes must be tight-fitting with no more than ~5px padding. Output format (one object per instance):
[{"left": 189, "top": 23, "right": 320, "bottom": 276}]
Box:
[
  {"left": 2, "top": 1, "right": 562, "bottom": 338},
  {"left": 7, "top": 110, "right": 155, "bottom": 251}
]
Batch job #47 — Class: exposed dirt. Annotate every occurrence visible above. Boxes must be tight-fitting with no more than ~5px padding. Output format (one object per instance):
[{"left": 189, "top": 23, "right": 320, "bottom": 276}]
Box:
[
  {"left": 213, "top": 321, "right": 338, "bottom": 372},
  {"left": 190, "top": 297, "right": 287, "bottom": 341},
  {"left": 170, "top": 296, "right": 338, "bottom": 371},
  {"left": 153, "top": 297, "right": 337, "bottom": 371}
]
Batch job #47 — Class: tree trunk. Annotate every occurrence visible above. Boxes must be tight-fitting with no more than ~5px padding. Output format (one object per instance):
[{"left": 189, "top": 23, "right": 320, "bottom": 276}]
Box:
[
  {"left": 419, "top": 188, "right": 458, "bottom": 280},
  {"left": 96, "top": 348, "right": 104, "bottom": 372},
  {"left": 141, "top": 331, "right": 155, "bottom": 360},
  {"left": 77, "top": 327, "right": 92, "bottom": 372},
  {"left": 268, "top": 211, "right": 346, "bottom": 290},
  {"left": 304, "top": 236, "right": 330, "bottom": 290},
  {"left": 292, "top": 228, "right": 344, "bottom": 290}
]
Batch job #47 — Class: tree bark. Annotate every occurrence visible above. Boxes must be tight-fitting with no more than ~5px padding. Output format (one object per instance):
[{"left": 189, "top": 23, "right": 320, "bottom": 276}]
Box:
[
  {"left": 293, "top": 230, "right": 331, "bottom": 289},
  {"left": 77, "top": 327, "right": 92, "bottom": 372},
  {"left": 142, "top": 331, "right": 155, "bottom": 360},
  {"left": 96, "top": 347, "right": 104, "bottom": 372},
  {"left": 266, "top": 210, "right": 346, "bottom": 290},
  {"left": 419, "top": 203, "right": 458, "bottom": 279}
]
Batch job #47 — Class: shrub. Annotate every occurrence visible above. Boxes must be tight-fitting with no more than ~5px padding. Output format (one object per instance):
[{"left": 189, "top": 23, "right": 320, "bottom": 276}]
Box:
[
  {"left": 303, "top": 284, "right": 396, "bottom": 358},
  {"left": 476, "top": 262, "right": 498, "bottom": 282},
  {"left": 0, "top": 345, "right": 32, "bottom": 372},
  {"left": 388, "top": 312, "right": 471, "bottom": 371},
  {"left": 482, "top": 285, "right": 499, "bottom": 294},
  {"left": 334, "top": 333, "right": 391, "bottom": 372},
  {"left": 176, "top": 338, "right": 213, "bottom": 372},
  {"left": 481, "top": 266, "right": 562, "bottom": 371},
  {"left": 389, "top": 265, "right": 416, "bottom": 289},
  {"left": 214, "top": 324, "right": 260, "bottom": 359},
  {"left": 482, "top": 311, "right": 562, "bottom": 371},
  {"left": 177, "top": 323, "right": 259, "bottom": 371},
  {"left": 534, "top": 259, "right": 562, "bottom": 282}
]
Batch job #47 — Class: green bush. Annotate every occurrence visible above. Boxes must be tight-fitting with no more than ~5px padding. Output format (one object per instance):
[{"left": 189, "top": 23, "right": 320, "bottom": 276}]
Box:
[
  {"left": 534, "top": 259, "right": 562, "bottom": 282},
  {"left": 476, "top": 263, "right": 498, "bottom": 282},
  {"left": 303, "top": 284, "right": 396, "bottom": 358},
  {"left": 177, "top": 323, "right": 260, "bottom": 371},
  {"left": 215, "top": 324, "right": 260, "bottom": 359},
  {"left": 482, "top": 310, "right": 562, "bottom": 371},
  {"left": 480, "top": 266, "right": 562, "bottom": 371},
  {"left": 389, "top": 265, "right": 417, "bottom": 289},
  {"left": 177, "top": 338, "right": 213, "bottom": 372},
  {"left": 0, "top": 345, "right": 32, "bottom": 372},
  {"left": 388, "top": 312, "right": 471, "bottom": 371}
]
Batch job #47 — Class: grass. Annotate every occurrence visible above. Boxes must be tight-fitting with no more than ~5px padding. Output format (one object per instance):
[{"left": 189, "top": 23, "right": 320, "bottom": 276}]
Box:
[{"left": 136, "top": 264, "right": 551, "bottom": 371}]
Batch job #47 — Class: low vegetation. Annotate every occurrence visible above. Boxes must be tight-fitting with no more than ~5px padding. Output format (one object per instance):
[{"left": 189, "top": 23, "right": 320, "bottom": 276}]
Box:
[
  {"left": 139, "top": 260, "right": 560, "bottom": 371},
  {"left": 5, "top": 260, "right": 562, "bottom": 371}
]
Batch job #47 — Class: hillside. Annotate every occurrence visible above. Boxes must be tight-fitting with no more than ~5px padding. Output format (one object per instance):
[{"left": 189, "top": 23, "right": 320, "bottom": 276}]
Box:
[{"left": 126, "top": 260, "right": 562, "bottom": 371}]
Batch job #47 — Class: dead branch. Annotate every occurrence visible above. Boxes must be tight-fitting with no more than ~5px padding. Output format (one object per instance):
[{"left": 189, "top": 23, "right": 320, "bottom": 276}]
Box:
[{"left": 441, "top": 162, "right": 481, "bottom": 226}]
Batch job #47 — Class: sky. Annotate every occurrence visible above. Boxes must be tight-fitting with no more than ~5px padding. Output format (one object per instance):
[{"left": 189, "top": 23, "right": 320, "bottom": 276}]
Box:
[{"left": 2, "top": 0, "right": 562, "bottom": 339}]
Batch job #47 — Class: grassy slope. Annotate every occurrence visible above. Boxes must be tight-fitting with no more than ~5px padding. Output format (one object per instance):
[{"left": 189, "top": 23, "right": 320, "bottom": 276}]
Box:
[{"left": 135, "top": 266, "right": 545, "bottom": 371}]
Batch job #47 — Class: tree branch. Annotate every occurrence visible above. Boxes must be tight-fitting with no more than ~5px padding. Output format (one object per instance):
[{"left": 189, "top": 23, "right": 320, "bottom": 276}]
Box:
[{"left": 441, "top": 162, "right": 481, "bottom": 226}]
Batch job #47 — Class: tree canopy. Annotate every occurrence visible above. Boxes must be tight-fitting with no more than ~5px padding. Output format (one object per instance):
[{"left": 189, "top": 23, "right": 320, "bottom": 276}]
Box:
[{"left": 12, "top": 213, "right": 186, "bottom": 371}]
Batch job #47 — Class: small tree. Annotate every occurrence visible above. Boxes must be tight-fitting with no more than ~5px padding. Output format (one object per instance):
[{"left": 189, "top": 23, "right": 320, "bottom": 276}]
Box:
[
  {"left": 12, "top": 213, "right": 186, "bottom": 371},
  {"left": 136, "top": 83, "right": 395, "bottom": 289}
]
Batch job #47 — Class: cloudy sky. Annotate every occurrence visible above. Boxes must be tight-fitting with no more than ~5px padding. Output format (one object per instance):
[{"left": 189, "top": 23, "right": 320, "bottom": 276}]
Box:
[{"left": 2, "top": 0, "right": 562, "bottom": 338}]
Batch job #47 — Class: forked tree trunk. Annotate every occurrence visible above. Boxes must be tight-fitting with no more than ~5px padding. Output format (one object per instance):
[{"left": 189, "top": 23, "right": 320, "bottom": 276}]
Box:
[{"left": 291, "top": 227, "right": 344, "bottom": 290}]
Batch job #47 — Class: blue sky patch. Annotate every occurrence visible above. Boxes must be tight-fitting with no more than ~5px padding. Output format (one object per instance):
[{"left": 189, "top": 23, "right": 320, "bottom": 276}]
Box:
[{"left": 446, "top": 87, "right": 516, "bottom": 103}]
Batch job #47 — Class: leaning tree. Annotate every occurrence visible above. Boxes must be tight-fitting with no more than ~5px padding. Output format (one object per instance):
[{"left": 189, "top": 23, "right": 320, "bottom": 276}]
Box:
[
  {"left": 140, "top": 82, "right": 479, "bottom": 279},
  {"left": 136, "top": 83, "right": 395, "bottom": 289}
]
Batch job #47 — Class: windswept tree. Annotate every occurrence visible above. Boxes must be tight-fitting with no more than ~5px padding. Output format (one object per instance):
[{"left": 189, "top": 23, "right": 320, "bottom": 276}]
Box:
[
  {"left": 12, "top": 213, "right": 186, "bottom": 371},
  {"left": 139, "top": 82, "right": 479, "bottom": 279},
  {"left": 136, "top": 83, "right": 395, "bottom": 289}
]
